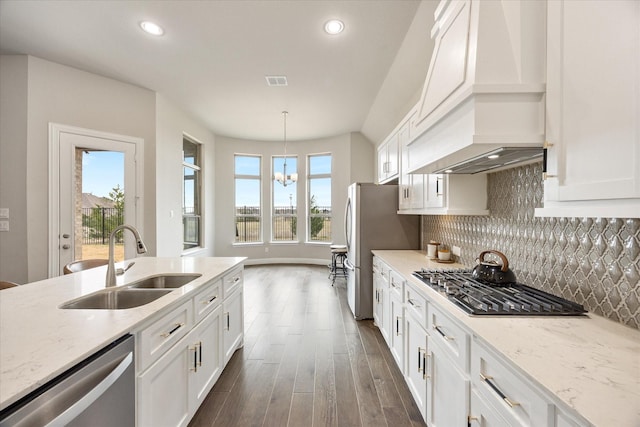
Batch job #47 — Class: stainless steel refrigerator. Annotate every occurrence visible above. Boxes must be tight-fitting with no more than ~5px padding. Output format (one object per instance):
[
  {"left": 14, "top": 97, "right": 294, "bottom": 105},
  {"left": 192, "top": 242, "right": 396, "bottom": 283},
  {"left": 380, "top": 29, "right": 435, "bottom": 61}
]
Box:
[{"left": 344, "top": 182, "right": 420, "bottom": 319}]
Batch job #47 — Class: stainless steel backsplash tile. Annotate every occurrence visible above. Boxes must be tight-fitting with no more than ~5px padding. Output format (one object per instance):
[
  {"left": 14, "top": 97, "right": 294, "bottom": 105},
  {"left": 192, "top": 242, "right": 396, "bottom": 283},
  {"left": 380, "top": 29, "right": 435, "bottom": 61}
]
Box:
[{"left": 422, "top": 162, "right": 640, "bottom": 329}]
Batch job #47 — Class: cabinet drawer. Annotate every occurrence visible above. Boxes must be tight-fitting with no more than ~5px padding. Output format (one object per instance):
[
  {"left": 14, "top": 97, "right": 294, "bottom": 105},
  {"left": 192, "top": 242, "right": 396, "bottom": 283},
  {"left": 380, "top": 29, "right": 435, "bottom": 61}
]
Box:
[
  {"left": 428, "top": 304, "right": 470, "bottom": 373},
  {"left": 389, "top": 270, "right": 404, "bottom": 300},
  {"left": 471, "top": 339, "right": 552, "bottom": 426},
  {"left": 193, "top": 279, "right": 222, "bottom": 323},
  {"left": 223, "top": 267, "right": 243, "bottom": 298},
  {"left": 405, "top": 282, "right": 428, "bottom": 327},
  {"left": 469, "top": 389, "right": 511, "bottom": 427},
  {"left": 139, "top": 300, "right": 193, "bottom": 372}
]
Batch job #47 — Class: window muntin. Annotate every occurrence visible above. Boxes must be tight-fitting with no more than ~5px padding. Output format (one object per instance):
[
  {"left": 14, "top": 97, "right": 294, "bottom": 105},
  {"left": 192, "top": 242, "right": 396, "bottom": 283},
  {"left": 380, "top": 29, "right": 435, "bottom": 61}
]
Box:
[
  {"left": 272, "top": 156, "right": 298, "bottom": 242},
  {"left": 308, "top": 154, "right": 332, "bottom": 242},
  {"left": 183, "top": 138, "right": 201, "bottom": 250},
  {"left": 235, "top": 155, "right": 262, "bottom": 243}
]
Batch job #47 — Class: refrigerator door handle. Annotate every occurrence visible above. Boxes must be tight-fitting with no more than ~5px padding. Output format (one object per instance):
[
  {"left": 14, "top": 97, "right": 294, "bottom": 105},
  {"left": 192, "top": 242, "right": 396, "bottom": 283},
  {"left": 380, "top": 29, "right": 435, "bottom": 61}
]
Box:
[{"left": 344, "top": 197, "right": 352, "bottom": 252}]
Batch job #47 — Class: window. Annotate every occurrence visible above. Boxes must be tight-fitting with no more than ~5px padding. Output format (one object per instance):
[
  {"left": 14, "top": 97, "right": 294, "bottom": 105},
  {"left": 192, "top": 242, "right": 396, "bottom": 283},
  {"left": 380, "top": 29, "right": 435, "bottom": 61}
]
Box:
[
  {"left": 308, "top": 154, "right": 332, "bottom": 242},
  {"left": 183, "top": 138, "right": 201, "bottom": 250},
  {"left": 272, "top": 156, "right": 298, "bottom": 242},
  {"left": 235, "top": 155, "right": 262, "bottom": 243}
]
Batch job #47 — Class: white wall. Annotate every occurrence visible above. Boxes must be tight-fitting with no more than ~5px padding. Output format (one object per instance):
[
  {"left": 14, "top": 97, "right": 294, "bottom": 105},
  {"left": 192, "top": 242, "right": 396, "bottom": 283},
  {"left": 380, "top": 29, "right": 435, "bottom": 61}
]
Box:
[
  {"left": 155, "top": 95, "right": 216, "bottom": 257},
  {"left": 0, "top": 56, "right": 28, "bottom": 283},
  {"left": 214, "top": 132, "right": 373, "bottom": 263},
  {"left": 0, "top": 55, "right": 157, "bottom": 282}
]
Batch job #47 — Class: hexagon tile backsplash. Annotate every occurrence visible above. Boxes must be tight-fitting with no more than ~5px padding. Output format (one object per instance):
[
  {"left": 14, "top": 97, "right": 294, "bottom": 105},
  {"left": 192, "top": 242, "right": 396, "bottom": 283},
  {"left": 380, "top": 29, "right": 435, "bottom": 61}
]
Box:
[{"left": 422, "top": 162, "right": 640, "bottom": 329}]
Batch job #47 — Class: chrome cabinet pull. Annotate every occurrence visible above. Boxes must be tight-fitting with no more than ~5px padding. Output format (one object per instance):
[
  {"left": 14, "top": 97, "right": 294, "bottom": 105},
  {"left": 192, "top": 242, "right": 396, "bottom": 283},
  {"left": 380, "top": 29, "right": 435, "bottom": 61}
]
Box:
[
  {"left": 423, "top": 351, "right": 431, "bottom": 380},
  {"left": 202, "top": 295, "right": 218, "bottom": 304},
  {"left": 189, "top": 344, "right": 198, "bottom": 372},
  {"left": 161, "top": 323, "right": 184, "bottom": 338},
  {"left": 480, "top": 373, "right": 520, "bottom": 408},
  {"left": 197, "top": 341, "right": 202, "bottom": 367},
  {"left": 395, "top": 316, "right": 401, "bottom": 336},
  {"left": 433, "top": 324, "right": 454, "bottom": 341},
  {"left": 225, "top": 312, "right": 230, "bottom": 330}
]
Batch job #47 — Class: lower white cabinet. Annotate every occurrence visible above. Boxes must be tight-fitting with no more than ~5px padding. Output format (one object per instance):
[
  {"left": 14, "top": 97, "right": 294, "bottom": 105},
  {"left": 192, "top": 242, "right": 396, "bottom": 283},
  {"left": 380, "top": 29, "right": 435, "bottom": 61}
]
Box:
[
  {"left": 373, "top": 259, "right": 389, "bottom": 345},
  {"left": 389, "top": 289, "right": 404, "bottom": 372},
  {"left": 136, "top": 265, "right": 245, "bottom": 427},
  {"left": 138, "top": 306, "right": 223, "bottom": 427},
  {"left": 223, "top": 287, "right": 243, "bottom": 365},
  {"left": 468, "top": 389, "right": 511, "bottom": 427},
  {"left": 374, "top": 259, "right": 590, "bottom": 427},
  {"left": 427, "top": 336, "right": 469, "bottom": 427},
  {"left": 405, "top": 311, "right": 429, "bottom": 420}
]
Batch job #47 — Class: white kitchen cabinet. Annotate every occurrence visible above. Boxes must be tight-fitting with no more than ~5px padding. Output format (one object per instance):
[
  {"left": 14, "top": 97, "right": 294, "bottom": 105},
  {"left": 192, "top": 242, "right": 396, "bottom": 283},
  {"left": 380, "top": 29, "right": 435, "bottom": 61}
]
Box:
[
  {"left": 373, "top": 258, "right": 389, "bottom": 345},
  {"left": 471, "top": 338, "right": 552, "bottom": 427},
  {"left": 418, "top": 173, "right": 489, "bottom": 216},
  {"left": 136, "top": 265, "right": 244, "bottom": 427},
  {"left": 536, "top": 0, "right": 640, "bottom": 218},
  {"left": 377, "top": 132, "right": 399, "bottom": 184},
  {"left": 399, "top": 116, "right": 425, "bottom": 212},
  {"left": 389, "top": 286, "right": 404, "bottom": 372},
  {"left": 468, "top": 389, "right": 511, "bottom": 427},
  {"left": 223, "top": 286, "right": 243, "bottom": 364},
  {"left": 138, "top": 306, "right": 223, "bottom": 427},
  {"left": 404, "top": 310, "right": 429, "bottom": 420},
  {"left": 427, "top": 336, "right": 470, "bottom": 427}
]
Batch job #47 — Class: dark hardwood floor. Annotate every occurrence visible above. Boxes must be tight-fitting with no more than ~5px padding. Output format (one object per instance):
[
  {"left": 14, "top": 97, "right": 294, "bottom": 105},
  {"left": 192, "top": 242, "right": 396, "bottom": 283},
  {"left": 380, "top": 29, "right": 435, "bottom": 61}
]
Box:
[{"left": 189, "top": 264, "right": 425, "bottom": 427}]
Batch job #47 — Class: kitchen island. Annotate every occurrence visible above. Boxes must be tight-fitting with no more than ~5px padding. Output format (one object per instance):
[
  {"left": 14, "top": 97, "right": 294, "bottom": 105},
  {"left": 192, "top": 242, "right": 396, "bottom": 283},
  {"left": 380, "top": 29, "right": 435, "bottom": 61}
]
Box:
[
  {"left": 0, "top": 256, "right": 245, "bottom": 415},
  {"left": 373, "top": 250, "right": 640, "bottom": 427}
]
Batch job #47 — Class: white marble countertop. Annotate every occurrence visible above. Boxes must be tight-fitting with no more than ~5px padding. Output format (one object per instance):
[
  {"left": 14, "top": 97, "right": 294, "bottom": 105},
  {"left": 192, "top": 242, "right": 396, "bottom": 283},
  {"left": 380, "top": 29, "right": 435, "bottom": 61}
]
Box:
[
  {"left": 373, "top": 250, "right": 640, "bottom": 427},
  {"left": 0, "top": 256, "right": 245, "bottom": 411}
]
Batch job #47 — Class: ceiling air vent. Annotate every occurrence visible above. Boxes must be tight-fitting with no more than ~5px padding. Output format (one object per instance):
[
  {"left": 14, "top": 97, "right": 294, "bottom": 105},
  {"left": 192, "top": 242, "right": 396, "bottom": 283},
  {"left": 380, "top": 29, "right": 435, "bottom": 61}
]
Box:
[{"left": 265, "top": 75, "right": 288, "bottom": 86}]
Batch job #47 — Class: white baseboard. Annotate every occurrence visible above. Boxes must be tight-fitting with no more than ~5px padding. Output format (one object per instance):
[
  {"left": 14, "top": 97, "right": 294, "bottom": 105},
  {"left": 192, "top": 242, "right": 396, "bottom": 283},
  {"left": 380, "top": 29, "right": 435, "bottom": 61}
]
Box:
[{"left": 244, "top": 258, "right": 329, "bottom": 266}]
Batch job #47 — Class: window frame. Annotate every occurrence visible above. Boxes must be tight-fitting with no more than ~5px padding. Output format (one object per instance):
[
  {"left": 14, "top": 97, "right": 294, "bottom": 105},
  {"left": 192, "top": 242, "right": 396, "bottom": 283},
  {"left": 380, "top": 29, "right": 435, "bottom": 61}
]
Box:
[
  {"left": 306, "top": 153, "right": 332, "bottom": 244},
  {"left": 271, "top": 155, "right": 299, "bottom": 243},
  {"left": 182, "top": 136, "right": 202, "bottom": 252},
  {"left": 234, "top": 154, "right": 263, "bottom": 245}
]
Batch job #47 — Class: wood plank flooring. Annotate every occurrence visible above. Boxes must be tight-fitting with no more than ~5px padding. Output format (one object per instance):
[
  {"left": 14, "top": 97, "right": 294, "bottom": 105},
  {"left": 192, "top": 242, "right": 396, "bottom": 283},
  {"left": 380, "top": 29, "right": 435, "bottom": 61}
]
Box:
[{"left": 189, "top": 265, "right": 425, "bottom": 427}]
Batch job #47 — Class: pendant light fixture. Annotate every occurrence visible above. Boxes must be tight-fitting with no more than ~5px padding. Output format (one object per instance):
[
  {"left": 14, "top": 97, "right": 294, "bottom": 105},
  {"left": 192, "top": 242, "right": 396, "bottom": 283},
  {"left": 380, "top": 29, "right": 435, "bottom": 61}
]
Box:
[{"left": 274, "top": 111, "right": 298, "bottom": 187}]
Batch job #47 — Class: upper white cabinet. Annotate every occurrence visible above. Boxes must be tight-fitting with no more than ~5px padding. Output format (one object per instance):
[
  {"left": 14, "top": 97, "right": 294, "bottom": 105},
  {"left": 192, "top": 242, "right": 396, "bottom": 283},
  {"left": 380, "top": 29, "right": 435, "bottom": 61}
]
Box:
[
  {"left": 399, "top": 111, "right": 425, "bottom": 210},
  {"left": 407, "top": 0, "right": 546, "bottom": 175},
  {"left": 536, "top": 0, "right": 640, "bottom": 218},
  {"left": 377, "top": 132, "right": 399, "bottom": 184}
]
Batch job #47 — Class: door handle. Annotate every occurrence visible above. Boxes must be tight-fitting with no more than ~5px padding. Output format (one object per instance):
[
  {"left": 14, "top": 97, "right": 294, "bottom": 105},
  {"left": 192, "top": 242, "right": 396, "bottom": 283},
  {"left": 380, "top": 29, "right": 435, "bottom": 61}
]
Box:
[{"left": 62, "top": 244, "right": 70, "bottom": 250}]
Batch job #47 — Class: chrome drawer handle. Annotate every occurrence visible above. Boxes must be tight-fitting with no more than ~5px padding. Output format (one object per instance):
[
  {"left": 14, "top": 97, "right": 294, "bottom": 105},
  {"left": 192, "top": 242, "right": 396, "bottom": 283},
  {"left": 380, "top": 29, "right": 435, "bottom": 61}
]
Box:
[
  {"left": 480, "top": 373, "right": 520, "bottom": 408},
  {"left": 433, "top": 324, "right": 455, "bottom": 341},
  {"left": 407, "top": 298, "right": 421, "bottom": 308},
  {"left": 202, "top": 295, "right": 218, "bottom": 304},
  {"left": 161, "top": 322, "right": 184, "bottom": 338}
]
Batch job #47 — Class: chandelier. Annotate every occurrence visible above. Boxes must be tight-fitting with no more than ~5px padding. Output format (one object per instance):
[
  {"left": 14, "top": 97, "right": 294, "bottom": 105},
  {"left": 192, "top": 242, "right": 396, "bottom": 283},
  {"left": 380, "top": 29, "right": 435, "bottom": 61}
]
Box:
[{"left": 274, "top": 111, "right": 298, "bottom": 187}]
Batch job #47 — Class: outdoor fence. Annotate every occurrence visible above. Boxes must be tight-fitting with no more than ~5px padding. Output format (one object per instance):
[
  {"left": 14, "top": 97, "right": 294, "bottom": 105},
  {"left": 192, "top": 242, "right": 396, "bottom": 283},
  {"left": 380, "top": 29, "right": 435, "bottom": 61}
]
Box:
[
  {"left": 235, "top": 206, "right": 331, "bottom": 243},
  {"left": 82, "top": 207, "right": 123, "bottom": 245}
]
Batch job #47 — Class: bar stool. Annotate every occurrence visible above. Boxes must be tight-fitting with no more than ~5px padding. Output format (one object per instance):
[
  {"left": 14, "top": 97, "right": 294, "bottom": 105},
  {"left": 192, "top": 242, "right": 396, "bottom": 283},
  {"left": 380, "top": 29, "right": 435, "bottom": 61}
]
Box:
[{"left": 328, "top": 245, "right": 348, "bottom": 285}]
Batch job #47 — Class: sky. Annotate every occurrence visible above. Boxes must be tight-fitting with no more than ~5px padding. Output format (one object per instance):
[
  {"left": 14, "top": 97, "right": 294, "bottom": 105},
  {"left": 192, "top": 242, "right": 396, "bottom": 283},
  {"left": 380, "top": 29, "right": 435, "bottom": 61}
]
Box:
[{"left": 82, "top": 151, "right": 124, "bottom": 198}]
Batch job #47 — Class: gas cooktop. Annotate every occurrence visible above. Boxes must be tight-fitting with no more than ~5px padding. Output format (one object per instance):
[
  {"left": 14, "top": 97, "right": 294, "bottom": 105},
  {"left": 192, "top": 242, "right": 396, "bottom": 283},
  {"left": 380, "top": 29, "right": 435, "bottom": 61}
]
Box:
[{"left": 412, "top": 269, "right": 587, "bottom": 316}]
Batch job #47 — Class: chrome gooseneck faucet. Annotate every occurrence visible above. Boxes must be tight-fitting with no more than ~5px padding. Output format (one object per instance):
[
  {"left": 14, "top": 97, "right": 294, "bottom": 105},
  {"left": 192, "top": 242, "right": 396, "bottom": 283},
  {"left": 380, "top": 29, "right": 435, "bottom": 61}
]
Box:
[{"left": 106, "top": 225, "right": 147, "bottom": 287}]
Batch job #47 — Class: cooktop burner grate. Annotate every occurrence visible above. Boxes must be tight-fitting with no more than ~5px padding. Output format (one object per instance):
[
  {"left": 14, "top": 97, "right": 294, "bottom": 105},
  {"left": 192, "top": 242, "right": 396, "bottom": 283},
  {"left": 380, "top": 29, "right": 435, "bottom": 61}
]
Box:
[{"left": 412, "top": 269, "right": 587, "bottom": 316}]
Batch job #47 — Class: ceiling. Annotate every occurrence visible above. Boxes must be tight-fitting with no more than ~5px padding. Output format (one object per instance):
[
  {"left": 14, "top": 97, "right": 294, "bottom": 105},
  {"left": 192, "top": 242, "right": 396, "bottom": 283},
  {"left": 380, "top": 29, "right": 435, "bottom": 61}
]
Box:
[{"left": 0, "top": 0, "right": 432, "bottom": 143}]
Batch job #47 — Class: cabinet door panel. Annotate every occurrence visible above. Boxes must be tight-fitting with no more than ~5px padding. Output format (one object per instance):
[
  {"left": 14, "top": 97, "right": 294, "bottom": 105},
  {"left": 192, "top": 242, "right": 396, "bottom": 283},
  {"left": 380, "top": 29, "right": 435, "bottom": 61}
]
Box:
[
  {"left": 404, "top": 313, "right": 428, "bottom": 419},
  {"left": 469, "top": 390, "right": 511, "bottom": 427},
  {"left": 138, "top": 339, "right": 191, "bottom": 427},
  {"left": 547, "top": 0, "right": 640, "bottom": 201},
  {"left": 389, "top": 291, "right": 404, "bottom": 372},
  {"left": 427, "top": 339, "right": 469, "bottom": 427},
  {"left": 191, "top": 306, "right": 223, "bottom": 408},
  {"left": 223, "top": 288, "right": 244, "bottom": 364}
]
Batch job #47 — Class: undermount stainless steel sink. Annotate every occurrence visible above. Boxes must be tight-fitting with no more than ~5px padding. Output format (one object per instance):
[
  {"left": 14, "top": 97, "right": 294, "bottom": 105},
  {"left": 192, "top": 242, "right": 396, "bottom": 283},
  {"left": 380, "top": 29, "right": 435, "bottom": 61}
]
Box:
[
  {"left": 60, "top": 288, "right": 173, "bottom": 310},
  {"left": 126, "top": 273, "right": 202, "bottom": 289}
]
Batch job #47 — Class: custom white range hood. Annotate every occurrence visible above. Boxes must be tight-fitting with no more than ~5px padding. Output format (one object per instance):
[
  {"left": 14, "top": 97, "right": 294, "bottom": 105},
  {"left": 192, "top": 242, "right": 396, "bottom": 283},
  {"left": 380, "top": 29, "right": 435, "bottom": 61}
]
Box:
[{"left": 406, "top": 0, "right": 547, "bottom": 175}]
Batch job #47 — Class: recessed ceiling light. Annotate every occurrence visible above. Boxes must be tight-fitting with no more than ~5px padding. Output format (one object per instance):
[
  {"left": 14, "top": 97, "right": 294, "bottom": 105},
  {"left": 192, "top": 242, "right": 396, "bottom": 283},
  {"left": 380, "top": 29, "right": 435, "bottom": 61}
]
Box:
[
  {"left": 444, "top": 169, "right": 453, "bottom": 174},
  {"left": 487, "top": 154, "right": 500, "bottom": 159},
  {"left": 140, "top": 21, "right": 164, "bottom": 36},
  {"left": 324, "top": 19, "right": 344, "bottom": 35}
]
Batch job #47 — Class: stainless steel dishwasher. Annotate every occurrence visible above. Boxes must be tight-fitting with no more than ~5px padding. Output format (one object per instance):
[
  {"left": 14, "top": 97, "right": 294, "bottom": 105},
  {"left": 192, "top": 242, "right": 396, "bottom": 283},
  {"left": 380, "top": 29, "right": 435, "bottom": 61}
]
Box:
[{"left": 0, "top": 334, "right": 134, "bottom": 427}]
